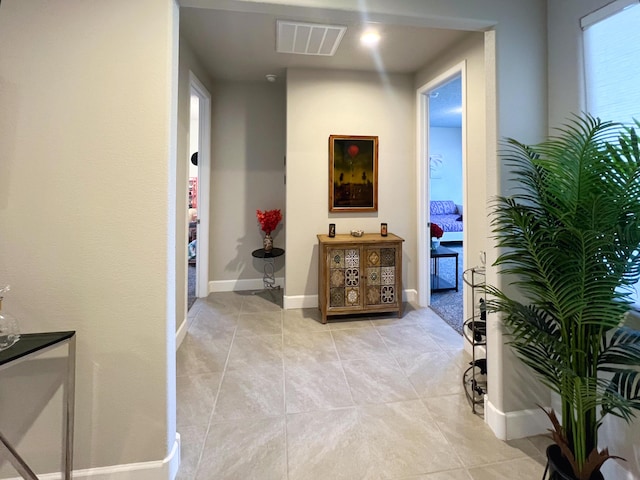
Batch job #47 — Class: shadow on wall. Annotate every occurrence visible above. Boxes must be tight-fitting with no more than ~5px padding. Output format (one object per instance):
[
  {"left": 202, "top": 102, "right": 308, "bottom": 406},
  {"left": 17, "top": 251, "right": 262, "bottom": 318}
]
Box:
[
  {"left": 0, "top": 357, "right": 68, "bottom": 477},
  {"left": 304, "top": 243, "right": 319, "bottom": 301},
  {"left": 225, "top": 231, "right": 285, "bottom": 282}
]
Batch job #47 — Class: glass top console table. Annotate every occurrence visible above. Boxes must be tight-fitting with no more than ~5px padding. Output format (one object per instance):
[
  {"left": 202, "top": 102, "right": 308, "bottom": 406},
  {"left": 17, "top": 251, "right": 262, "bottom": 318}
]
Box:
[
  {"left": 431, "top": 245, "right": 459, "bottom": 293},
  {"left": 0, "top": 331, "right": 76, "bottom": 479}
]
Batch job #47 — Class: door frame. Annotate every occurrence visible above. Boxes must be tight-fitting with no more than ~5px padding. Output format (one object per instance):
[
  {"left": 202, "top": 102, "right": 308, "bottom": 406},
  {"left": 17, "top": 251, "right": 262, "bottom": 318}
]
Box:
[
  {"left": 416, "top": 61, "right": 467, "bottom": 306},
  {"left": 189, "top": 71, "right": 211, "bottom": 298}
]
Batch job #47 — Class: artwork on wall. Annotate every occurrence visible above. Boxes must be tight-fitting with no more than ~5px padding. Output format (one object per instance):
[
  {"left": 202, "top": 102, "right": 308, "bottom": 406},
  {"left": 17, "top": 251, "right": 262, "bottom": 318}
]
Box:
[
  {"left": 329, "top": 135, "right": 378, "bottom": 212},
  {"left": 429, "top": 154, "right": 443, "bottom": 179}
]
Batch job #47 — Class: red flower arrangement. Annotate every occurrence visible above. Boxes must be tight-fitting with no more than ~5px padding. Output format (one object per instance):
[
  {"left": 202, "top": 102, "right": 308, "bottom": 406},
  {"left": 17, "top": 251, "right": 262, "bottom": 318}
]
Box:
[
  {"left": 430, "top": 222, "right": 444, "bottom": 239},
  {"left": 256, "top": 209, "right": 282, "bottom": 235}
]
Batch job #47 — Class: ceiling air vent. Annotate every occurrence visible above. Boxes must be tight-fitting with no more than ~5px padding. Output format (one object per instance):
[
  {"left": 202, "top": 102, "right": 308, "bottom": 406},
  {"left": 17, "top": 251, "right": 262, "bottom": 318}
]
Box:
[{"left": 276, "top": 20, "right": 347, "bottom": 56}]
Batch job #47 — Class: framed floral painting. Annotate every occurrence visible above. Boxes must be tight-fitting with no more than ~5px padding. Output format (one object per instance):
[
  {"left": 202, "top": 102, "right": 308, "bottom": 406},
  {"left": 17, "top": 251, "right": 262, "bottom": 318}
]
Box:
[{"left": 328, "top": 135, "right": 378, "bottom": 212}]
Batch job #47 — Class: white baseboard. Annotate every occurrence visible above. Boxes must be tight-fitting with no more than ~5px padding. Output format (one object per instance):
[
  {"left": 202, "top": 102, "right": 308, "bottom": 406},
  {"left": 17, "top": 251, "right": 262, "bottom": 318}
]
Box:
[
  {"left": 283, "top": 294, "right": 318, "bottom": 310},
  {"left": 9, "top": 434, "right": 181, "bottom": 480},
  {"left": 209, "top": 277, "right": 284, "bottom": 293},
  {"left": 176, "top": 316, "right": 189, "bottom": 350},
  {"left": 485, "top": 398, "right": 549, "bottom": 440},
  {"left": 207, "top": 281, "right": 413, "bottom": 311},
  {"left": 403, "top": 289, "right": 418, "bottom": 304}
]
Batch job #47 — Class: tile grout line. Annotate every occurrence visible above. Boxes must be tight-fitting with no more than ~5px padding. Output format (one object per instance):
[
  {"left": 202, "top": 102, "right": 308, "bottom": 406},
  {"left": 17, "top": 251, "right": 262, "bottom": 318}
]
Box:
[
  {"left": 373, "top": 322, "right": 424, "bottom": 402},
  {"left": 418, "top": 395, "right": 469, "bottom": 473},
  {"left": 463, "top": 451, "right": 548, "bottom": 474},
  {"left": 193, "top": 304, "right": 241, "bottom": 479},
  {"left": 373, "top": 312, "right": 470, "bottom": 474},
  {"left": 329, "top": 327, "right": 358, "bottom": 408},
  {"left": 280, "top": 307, "right": 290, "bottom": 480}
]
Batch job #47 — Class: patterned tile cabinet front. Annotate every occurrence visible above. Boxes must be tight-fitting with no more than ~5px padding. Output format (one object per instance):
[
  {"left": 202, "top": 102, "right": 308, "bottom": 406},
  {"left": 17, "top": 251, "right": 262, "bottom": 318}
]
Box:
[{"left": 317, "top": 233, "right": 404, "bottom": 323}]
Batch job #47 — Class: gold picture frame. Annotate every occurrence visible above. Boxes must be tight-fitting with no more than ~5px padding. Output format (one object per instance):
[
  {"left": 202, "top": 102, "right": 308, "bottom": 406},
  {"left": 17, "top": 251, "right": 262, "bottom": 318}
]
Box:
[{"left": 328, "top": 135, "right": 378, "bottom": 212}]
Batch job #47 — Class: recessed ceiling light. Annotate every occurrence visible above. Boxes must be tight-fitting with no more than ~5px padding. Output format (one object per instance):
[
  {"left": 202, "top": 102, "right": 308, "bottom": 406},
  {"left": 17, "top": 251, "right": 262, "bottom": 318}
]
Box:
[{"left": 360, "top": 31, "right": 381, "bottom": 47}]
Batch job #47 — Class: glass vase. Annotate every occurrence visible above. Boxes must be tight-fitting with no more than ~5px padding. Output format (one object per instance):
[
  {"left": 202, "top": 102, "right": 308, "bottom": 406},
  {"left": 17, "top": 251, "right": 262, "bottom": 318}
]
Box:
[
  {"left": 263, "top": 233, "right": 273, "bottom": 252},
  {"left": 0, "top": 300, "right": 20, "bottom": 351}
]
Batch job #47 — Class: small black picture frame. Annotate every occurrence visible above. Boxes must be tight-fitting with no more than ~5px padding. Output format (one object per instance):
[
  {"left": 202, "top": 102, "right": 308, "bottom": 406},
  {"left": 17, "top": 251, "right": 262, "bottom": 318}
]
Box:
[
  {"left": 381, "top": 223, "right": 388, "bottom": 236},
  {"left": 329, "top": 223, "right": 336, "bottom": 237}
]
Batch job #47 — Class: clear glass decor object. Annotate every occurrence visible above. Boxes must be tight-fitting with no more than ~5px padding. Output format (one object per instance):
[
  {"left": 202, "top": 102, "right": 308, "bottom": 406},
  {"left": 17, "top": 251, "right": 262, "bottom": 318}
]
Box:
[
  {"left": 263, "top": 233, "right": 273, "bottom": 252},
  {"left": 0, "top": 285, "right": 20, "bottom": 351}
]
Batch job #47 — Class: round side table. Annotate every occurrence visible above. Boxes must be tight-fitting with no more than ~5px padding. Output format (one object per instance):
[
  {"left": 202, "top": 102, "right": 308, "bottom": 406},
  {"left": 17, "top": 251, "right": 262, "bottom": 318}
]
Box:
[{"left": 251, "top": 248, "right": 285, "bottom": 290}]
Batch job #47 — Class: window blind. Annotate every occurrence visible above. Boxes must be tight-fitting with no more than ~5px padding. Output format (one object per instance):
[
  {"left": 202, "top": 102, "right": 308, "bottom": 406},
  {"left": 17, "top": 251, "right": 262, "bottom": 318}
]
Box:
[
  {"left": 582, "top": 2, "right": 640, "bottom": 124},
  {"left": 582, "top": 2, "right": 640, "bottom": 306}
]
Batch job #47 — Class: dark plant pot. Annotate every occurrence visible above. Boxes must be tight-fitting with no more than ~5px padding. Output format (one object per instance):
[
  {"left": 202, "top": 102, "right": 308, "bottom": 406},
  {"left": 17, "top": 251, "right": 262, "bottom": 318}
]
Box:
[{"left": 545, "top": 445, "right": 604, "bottom": 480}]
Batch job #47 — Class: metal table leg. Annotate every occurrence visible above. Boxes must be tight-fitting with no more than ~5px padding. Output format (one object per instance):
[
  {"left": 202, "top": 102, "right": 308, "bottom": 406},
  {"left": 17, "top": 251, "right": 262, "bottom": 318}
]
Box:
[
  {"left": 63, "top": 336, "right": 76, "bottom": 479},
  {"left": 455, "top": 252, "right": 459, "bottom": 292},
  {"left": 263, "top": 257, "right": 278, "bottom": 289},
  {"left": 0, "top": 431, "right": 39, "bottom": 479},
  {"left": 0, "top": 332, "right": 76, "bottom": 480}
]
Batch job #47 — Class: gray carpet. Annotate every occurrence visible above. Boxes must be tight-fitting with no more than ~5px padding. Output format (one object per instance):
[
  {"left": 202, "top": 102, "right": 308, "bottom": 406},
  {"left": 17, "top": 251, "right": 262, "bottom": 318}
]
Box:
[
  {"left": 429, "top": 243, "right": 464, "bottom": 335},
  {"left": 188, "top": 264, "right": 196, "bottom": 311}
]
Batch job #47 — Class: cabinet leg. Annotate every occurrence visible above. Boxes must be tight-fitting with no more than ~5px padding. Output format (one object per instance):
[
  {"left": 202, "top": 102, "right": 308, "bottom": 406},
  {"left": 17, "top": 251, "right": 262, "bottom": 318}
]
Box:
[{"left": 318, "top": 305, "right": 327, "bottom": 324}]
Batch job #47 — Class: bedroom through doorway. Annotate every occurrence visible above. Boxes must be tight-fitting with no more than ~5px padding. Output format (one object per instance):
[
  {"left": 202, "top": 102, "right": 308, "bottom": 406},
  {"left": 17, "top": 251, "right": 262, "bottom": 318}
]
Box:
[{"left": 426, "top": 73, "right": 465, "bottom": 335}]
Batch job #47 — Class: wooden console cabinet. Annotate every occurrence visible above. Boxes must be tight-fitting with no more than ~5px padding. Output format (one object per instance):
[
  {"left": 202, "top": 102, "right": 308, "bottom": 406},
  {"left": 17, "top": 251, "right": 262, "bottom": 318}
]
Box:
[{"left": 317, "top": 233, "right": 404, "bottom": 323}]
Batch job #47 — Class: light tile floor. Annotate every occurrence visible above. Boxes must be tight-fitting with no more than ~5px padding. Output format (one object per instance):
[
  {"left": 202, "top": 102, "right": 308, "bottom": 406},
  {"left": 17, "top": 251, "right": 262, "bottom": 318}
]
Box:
[{"left": 176, "top": 291, "right": 551, "bottom": 480}]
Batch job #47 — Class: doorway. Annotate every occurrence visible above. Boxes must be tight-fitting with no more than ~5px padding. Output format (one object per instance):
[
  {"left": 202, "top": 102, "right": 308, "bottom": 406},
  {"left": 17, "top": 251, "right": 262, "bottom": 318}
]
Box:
[
  {"left": 188, "top": 72, "right": 211, "bottom": 305},
  {"left": 416, "top": 62, "right": 466, "bottom": 326},
  {"left": 427, "top": 74, "right": 464, "bottom": 334}
]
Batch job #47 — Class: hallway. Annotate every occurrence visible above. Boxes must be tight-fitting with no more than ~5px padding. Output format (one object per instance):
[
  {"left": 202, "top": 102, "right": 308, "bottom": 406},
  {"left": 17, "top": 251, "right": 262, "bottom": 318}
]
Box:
[{"left": 176, "top": 292, "right": 549, "bottom": 479}]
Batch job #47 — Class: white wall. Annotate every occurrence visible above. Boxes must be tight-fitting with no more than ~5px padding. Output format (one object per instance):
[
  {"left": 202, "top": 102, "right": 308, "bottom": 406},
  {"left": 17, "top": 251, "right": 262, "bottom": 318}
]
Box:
[
  {"left": 209, "top": 81, "right": 286, "bottom": 290},
  {"left": 0, "top": 0, "right": 178, "bottom": 476},
  {"left": 189, "top": 96, "right": 200, "bottom": 179},
  {"left": 285, "top": 69, "right": 415, "bottom": 306},
  {"left": 188, "top": 99, "right": 199, "bottom": 217},
  {"left": 547, "top": 0, "right": 602, "bottom": 131},
  {"left": 548, "top": 2, "right": 640, "bottom": 478},
  {"left": 429, "top": 127, "right": 463, "bottom": 205}
]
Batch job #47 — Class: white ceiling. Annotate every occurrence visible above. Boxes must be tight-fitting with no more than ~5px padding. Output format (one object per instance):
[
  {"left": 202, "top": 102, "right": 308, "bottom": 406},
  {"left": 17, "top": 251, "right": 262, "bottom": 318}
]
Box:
[
  {"left": 430, "top": 76, "right": 462, "bottom": 128},
  {"left": 180, "top": 6, "right": 469, "bottom": 127}
]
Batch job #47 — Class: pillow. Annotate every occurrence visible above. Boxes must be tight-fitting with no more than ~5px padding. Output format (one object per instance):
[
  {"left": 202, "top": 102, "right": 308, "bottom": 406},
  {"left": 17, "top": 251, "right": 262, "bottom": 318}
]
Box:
[{"left": 430, "top": 200, "right": 457, "bottom": 215}]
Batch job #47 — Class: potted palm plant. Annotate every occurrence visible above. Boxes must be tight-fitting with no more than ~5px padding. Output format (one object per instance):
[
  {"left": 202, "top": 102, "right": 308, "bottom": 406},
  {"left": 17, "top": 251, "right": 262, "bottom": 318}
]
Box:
[{"left": 487, "top": 115, "right": 640, "bottom": 480}]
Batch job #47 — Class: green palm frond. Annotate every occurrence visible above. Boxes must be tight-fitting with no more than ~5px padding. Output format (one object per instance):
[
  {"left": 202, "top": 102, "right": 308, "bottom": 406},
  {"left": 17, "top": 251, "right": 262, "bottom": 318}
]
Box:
[
  {"left": 599, "top": 327, "right": 640, "bottom": 368},
  {"left": 487, "top": 114, "right": 640, "bottom": 476},
  {"left": 602, "top": 371, "right": 640, "bottom": 421}
]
